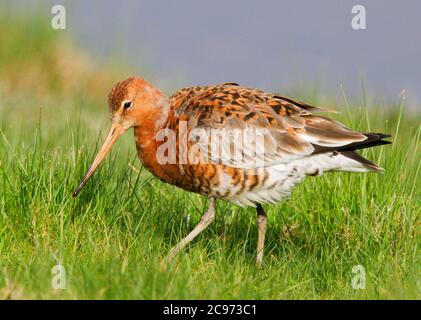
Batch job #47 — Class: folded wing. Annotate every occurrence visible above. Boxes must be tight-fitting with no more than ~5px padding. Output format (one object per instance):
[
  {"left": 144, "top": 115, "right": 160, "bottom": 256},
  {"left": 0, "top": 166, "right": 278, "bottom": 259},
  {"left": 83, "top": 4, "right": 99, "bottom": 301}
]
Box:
[{"left": 167, "top": 83, "right": 387, "bottom": 169}]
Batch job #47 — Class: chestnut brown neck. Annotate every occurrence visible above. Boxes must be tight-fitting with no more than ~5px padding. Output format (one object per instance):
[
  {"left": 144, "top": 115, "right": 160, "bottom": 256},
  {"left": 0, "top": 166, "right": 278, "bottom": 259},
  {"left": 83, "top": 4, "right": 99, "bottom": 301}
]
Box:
[{"left": 133, "top": 96, "right": 170, "bottom": 180}]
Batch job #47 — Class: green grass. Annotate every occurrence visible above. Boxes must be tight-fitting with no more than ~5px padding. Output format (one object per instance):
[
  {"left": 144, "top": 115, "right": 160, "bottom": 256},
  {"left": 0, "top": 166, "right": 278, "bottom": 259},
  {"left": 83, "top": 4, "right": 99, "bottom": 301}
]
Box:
[
  {"left": 0, "top": 87, "right": 419, "bottom": 299},
  {"left": 0, "top": 13, "right": 420, "bottom": 300}
]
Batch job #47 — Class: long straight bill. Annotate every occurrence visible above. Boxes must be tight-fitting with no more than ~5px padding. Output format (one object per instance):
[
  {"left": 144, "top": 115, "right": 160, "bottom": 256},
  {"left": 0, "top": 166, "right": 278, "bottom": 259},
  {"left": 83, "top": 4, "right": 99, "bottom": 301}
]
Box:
[{"left": 72, "top": 123, "right": 125, "bottom": 197}]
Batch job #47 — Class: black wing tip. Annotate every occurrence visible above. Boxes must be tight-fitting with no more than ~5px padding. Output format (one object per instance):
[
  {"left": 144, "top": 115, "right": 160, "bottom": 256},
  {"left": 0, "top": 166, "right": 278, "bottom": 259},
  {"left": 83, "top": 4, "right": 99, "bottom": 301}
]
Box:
[
  {"left": 362, "top": 132, "right": 393, "bottom": 147},
  {"left": 364, "top": 132, "right": 392, "bottom": 140},
  {"left": 335, "top": 133, "right": 392, "bottom": 172},
  {"left": 312, "top": 132, "right": 392, "bottom": 155}
]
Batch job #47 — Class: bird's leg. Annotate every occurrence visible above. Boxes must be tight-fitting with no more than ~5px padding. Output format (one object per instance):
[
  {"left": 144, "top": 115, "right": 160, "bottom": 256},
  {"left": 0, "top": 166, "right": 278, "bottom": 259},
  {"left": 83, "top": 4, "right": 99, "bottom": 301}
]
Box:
[
  {"left": 256, "top": 204, "right": 268, "bottom": 267},
  {"left": 167, "top": 198, "right": 216, "bottom": 261}
]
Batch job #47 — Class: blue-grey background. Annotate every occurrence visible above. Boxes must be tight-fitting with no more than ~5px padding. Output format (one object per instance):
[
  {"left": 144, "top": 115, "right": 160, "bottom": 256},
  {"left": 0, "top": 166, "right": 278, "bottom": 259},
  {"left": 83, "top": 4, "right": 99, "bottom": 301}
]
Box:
[{"left": 5, "top": 0, "right": 421, "bottom": 108}]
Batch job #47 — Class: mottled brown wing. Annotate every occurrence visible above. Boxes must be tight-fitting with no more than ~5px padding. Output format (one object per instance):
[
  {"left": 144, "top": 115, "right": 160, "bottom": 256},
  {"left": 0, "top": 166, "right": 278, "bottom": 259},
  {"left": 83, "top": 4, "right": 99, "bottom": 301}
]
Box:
[{"left": 167, "top": 84, "right": 366, "bottom": 168}]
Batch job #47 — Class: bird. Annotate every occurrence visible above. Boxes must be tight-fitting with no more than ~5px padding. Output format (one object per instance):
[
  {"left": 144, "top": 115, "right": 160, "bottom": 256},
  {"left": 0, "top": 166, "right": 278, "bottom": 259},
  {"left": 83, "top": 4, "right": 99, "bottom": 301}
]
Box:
[{"left": 73, "top": 76, "right": 391, "bottom": 266}]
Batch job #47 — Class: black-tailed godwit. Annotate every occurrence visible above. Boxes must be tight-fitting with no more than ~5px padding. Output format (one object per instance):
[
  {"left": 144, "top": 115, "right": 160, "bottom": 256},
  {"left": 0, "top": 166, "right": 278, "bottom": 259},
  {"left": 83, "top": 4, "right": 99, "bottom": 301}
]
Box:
[{"left": 73, "top": 77, "right": 391, "bottom": 266}]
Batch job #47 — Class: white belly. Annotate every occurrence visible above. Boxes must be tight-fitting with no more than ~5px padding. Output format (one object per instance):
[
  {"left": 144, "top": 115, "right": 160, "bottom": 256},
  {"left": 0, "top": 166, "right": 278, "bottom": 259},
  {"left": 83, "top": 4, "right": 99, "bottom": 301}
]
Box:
[{"left": 228, "top": 152, "right": 371, "bottom": 207}]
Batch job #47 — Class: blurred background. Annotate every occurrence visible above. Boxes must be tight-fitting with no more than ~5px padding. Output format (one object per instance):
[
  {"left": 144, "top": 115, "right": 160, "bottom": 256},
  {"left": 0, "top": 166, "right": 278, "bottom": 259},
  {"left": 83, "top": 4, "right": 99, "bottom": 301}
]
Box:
[
  {"left": 2, "top": 0, "right": 421, "bottom": 109},
  {"left": 0, "top": 1, "right": 420, "bottom": 300}
]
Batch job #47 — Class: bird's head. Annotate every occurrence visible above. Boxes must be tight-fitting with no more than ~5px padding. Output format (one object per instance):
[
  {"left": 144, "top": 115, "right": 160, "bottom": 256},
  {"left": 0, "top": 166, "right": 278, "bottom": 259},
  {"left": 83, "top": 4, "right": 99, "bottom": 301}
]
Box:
[{"left": 73, "top": 76, "right": 167, "bottom": 197}]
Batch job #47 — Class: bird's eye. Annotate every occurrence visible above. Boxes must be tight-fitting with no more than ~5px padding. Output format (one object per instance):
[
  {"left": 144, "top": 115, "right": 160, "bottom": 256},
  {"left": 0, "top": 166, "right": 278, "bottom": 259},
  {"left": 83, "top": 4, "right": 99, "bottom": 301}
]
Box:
[{"left": 123, "top": 101, "right": 132, "bottom": 109}]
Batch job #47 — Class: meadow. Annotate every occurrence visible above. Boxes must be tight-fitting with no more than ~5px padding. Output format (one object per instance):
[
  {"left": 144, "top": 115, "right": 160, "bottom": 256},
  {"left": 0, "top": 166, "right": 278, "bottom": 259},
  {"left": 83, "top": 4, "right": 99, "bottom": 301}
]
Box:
[{"left": 0, "top": 14, "right": 419, "bottom": 299}]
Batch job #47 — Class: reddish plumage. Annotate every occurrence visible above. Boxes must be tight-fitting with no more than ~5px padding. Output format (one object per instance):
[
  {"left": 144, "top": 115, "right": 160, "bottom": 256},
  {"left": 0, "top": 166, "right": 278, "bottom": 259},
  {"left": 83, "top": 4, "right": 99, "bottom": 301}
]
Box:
[{"left": 73, "top": 76, "right": 391, "bottom": 265}]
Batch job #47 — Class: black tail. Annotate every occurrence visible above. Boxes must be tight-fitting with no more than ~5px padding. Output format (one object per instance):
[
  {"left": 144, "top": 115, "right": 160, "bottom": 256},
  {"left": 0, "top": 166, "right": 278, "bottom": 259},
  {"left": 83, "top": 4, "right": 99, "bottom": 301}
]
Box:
[
  {"left": 313, "top": 133, "right": 392, "bottom": 172},
  {"left": 313, "top": 133, "right": 392, "bottom": 154},
  {"left": 343, "top": 133, "right": 392, "bottom": 151}
]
